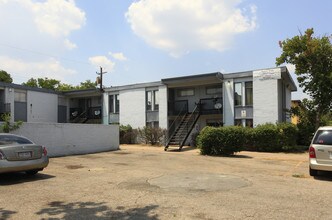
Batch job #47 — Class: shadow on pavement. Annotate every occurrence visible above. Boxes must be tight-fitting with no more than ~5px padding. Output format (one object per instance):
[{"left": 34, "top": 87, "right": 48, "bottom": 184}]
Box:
[
  {"left": 0, "top": 172, "right": 55, "bottom": 186},
  {"left": 36, "top": 201, "right": 159, "bottom": 220},
  {"left": 314, "top": 171, "right": 332, "bottom": 182},
  {"left": 0, "top": 208, "right": 17, "bottom": 220}
]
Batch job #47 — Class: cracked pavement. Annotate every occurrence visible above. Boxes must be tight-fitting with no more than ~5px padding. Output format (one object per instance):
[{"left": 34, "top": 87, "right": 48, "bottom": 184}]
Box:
[{"left": 1, "top": 145, "right": 332, "bottom": 219}]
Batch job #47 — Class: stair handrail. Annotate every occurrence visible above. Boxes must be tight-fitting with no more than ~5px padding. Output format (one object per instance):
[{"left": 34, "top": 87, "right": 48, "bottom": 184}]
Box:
[
  {"left": 178, "top": 102, "right": 201, "bottom": 147},
  {"left": 72, "top": 110, "right": 87, "bottom": 123},
  {"left": 166, "top": 102, "right": 188, "bottom": 146}
]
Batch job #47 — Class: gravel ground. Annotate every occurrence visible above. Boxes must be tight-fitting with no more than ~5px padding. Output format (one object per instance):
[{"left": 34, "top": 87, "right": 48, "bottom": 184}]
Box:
[{"left": 1, "top": 145, "right": 331, "bottom": 220}]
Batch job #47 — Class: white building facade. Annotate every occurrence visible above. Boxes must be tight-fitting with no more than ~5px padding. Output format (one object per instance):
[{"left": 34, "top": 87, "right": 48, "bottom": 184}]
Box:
[
  {"left": 102, "top": 67, "right": 296, "bottom": 130},
  {"left": 0, "top": 66, "right": 296, "bottom": 149}
]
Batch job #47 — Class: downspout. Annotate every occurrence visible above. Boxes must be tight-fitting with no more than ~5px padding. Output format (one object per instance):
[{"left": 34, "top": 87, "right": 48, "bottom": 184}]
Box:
[{"left": 216, "top": 72, "right": 224, "bottom": 125}]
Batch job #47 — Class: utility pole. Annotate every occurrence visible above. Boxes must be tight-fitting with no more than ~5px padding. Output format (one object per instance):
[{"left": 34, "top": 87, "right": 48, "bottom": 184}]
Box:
[{"left": 96, "top": 66, "right": 107, "bottom": 92}]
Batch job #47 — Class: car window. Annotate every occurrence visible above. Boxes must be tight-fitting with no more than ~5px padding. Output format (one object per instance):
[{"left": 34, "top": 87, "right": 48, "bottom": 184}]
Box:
[
  {"left": 313, "top": 130, "right": 332, "bottom": 145},
  {"left": 0, "top": 135, "right": 33, "bottom": 145}
]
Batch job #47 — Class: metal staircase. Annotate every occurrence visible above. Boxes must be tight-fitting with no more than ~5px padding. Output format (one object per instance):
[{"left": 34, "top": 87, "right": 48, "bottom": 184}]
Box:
[{"left": 164, "top": 103, "right": 201, "bottom": 151}]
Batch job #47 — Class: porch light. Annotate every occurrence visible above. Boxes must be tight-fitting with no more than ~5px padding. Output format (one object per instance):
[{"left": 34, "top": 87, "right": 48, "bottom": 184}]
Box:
[{"left": 227, "top": 81, "right": 231, "bottom": 86}]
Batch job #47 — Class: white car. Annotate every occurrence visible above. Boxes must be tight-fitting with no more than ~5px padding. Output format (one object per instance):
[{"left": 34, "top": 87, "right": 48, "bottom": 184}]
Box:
[
  {"left": 0, "top": 133, "right": 49, "bottom": 175},
  {"left": 309, "top": 126, "right": 332, "bottom": 176}
]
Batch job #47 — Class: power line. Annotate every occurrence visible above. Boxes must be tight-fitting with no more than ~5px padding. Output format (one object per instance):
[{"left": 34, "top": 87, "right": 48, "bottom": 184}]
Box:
[{"left": 0, "top": 43, "right": 92, "bottom": 66}]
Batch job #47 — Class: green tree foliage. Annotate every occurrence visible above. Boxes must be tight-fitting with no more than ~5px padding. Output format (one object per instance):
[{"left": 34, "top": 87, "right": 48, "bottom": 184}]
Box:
[
  {"left": 37, "top": 78, "right": 60, "bottom": 90},
  {"left": 22, "top": 78, "right": 97, "bottom": 91},
  {"left": 79, "top": 80, "right": 97, "bottom": 89},
  {"left": 291, "top": 99, "right": 330, "bottom": 146},
  {"left": 276, "top": 28, "right": 332, "bottom": 129},
  {"left": 22, "top": 78, "right": 38, "bottom": 87},
  {"left": 57, "top": 83, "right": 75, "bottom": 91},
  {"left": 0, "top": 70, "right": 13, "bottom": 83},
  {"left": 22, "top": 77, "right": 60, "bottom": 90},
  {"left": 0, "top": 113, "right": 23, "bottom": 133}
]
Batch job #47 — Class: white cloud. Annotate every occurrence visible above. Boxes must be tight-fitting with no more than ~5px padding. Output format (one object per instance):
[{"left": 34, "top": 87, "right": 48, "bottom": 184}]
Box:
[
  {"left": 64, "top": 39, "right": 77, "bottom": 50},
  {"left": 23, "top": 0, "right": 86, "bottom": 37},
  {"left": 109, "top": 52, "right": 127, "bottom": 61},
  {"left": 0, "top": 0, "right": 85, "bottom": 83},
  {"left": 89, "top": 56, "right": 115, "bottom": 72},
  {"left": 0, "top": 56, "right": 77, "bottom": 83},
  {"left": 126, "top": 0, "right": 257, "bottom": 57}
]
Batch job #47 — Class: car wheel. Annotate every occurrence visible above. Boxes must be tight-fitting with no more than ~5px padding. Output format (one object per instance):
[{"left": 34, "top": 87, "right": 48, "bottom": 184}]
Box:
[
  {"left": 26, "top": 170, "right": 38, "bottom": 175},
  {"left": 309, "top": 167, "right": 318, "bottom": 176}
]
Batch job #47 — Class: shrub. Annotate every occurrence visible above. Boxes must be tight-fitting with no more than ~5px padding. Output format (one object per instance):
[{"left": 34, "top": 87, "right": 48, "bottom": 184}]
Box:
[
  {"left": 138, "top": 126, "right": 166, "bottom": 146},
  {"left": 196, "top": 126, "right": 244, "bottom": 156},
  {"left": 253, "top": 123, "right": 282, "bottom": 152},
  {"left": 120, "top": 124, "right": 137, "bottom": 144},
  {"left": 242, "top": 127, "right": 255, "bottom": 151},
  {"left": 277, "top": 122, "right": 298, "bottom": 149},
  {"left": 0, "top": 113, "right": 23, "bottom": 133}
]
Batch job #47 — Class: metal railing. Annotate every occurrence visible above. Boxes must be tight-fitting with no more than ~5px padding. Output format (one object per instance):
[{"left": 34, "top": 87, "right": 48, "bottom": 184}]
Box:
[
  {"left": 0, "top": 102, "right": 11, "bottom": 114},
  {"left": 166, "top": 101, "right": 188, "bottom": 146},
  {"left": 178, "top": 102, "right": 201, "bottom": 147},
  {"left": 165, "top": 101, "right": 201, "bottom": 148},
  {"left": 70, "top": 106, "right": 102, "bottom": 123}
]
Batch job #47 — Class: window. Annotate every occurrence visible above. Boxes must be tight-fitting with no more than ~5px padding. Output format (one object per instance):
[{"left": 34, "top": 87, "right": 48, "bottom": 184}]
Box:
[
  {"left": 153, "top": 90, "right": 159, "bottom": 111},
  {"left": 115, "top": 95, "right": 120, "bottom": 113},
  {"left": 109, "top": 94, "right": 119, "bottom": 114},
  {"left": 234, "top": 119, "right": 242, "bottom": 126},
  {"left": 234, "top": 83, "right": 242, "bottom": 106},
  {"left": 313, "top": 130, "right": 332, "bottom": 145},
  {"left": 146, "top": 91, "right": 152, "bottom": 111},
  {"left": 206, "top": 119, "right": 223, "bottom": 127},
  {"left": 245, "top": 82, "right": 253, "bottom": 106},
  {"left": 109, "top": 95, "right": 114, "bottom": 113},
  {"left": 246, "top": 119, "right": 253, "bottom": 128},
  {"left": 14, "top": 91, "right": 27, "bottom": 102},
  {"left": 206, "top": 86, "right": 222, "bottom": 95},
  {"left": 235, "top": 119, "right": 253, "bottom": 127},
  {"left": 146, "top": 90, "right": 159, "bottom": 111},
  {"left": 146, "top": 121, "right": 159, "bottom": 128},
  {"left": 178, "top": 88, "right": 194, "bottom": 97}
]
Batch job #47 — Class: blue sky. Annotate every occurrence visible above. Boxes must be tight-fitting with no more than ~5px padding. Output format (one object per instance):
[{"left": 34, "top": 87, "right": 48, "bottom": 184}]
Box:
[{"left": 0, "top": 0, "right": 331, "bottom": 99}]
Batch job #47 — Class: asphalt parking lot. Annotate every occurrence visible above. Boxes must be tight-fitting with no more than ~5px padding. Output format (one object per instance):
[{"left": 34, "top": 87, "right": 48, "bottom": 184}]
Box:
[{"left": 1, "top": 145, "right": 332, "bottom": 220}]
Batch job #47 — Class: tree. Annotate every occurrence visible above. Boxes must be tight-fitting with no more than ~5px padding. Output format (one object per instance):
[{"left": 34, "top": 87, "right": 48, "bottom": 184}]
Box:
[
  {"left": 22, "top": 77, "right": 60, "bottom": 90},
  {"left": 57, "top": 83, "right": 75, "bottom": 91},
  {"left": 0, "top": 113, "right": 23, "bottom": 133},
  {"left": 276, "top": 28, "right": 332, "bottom": 129},
  {"left": 22, "top": 78, "right": 38, "bottom": 87},
  {"left": 0, "top": 70, "right": 13, "bottom": 83},
  {"left": 78, "top": 80, "right": 97, "bottom": 89},
  {"left": 22, "top": 77, "right": 97, "bottom": 91},
  {"left": 37, "top": 78, "right": 60, "bottom": 90}
]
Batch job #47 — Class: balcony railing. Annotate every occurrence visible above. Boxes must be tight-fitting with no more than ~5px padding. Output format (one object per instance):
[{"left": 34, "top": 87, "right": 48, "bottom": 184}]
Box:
[
  {"left": 0, "top": 102, "right": 11, "bottom": 114},
  {"left": 200, "top": 97, "right": 223, "bottom": 115},
  {"left": 70, "top": 106, "right": 102, "bottom": 123}
]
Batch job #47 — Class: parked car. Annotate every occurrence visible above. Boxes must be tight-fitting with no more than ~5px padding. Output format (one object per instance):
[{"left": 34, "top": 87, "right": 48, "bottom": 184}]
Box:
[
  {"left": 309, "top": 126, "right": 332, "bottom": 176},
  {"left": 0, "top": 133, "right": 49, "bottom": 175}
]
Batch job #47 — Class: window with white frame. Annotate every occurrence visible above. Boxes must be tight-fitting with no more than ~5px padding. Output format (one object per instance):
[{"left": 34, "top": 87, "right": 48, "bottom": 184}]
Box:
[
  {"left": 109, "top": 94, "right": 119, "bottom": 113},
  {"left": 14, "top": 90, "right": 27, "bottom": 102},
  {"left": 178, "top": 88, "right": 194, "bottom": 97},
  {"left": 245, "top": 82, "right": 253, "bottom": 106},
  {"left": 146, "top": 90, "right": 159, "bottom": 111},
  {"left": 234, "top": 81, "right": 253, "bottom": 106},
  {"left": 206, "top": 85, "right": 222, "bottom": 95},
  {"left": 234, "top": 83, "right": 242, "bottom": 106}
]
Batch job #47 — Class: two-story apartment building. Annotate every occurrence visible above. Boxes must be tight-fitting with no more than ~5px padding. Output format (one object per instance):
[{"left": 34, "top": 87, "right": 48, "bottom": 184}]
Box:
[
  {"left": 101, "top": 66, "right": 296, "bottom": 149},
  {"left": 0, "top": 66, "right": 296, "bottom": 150}
]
